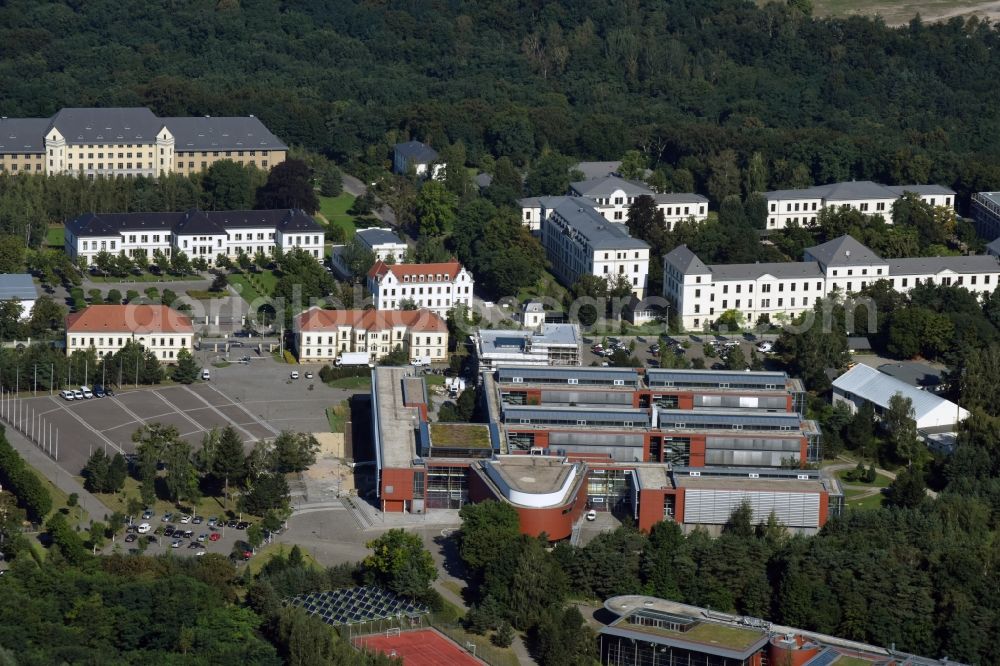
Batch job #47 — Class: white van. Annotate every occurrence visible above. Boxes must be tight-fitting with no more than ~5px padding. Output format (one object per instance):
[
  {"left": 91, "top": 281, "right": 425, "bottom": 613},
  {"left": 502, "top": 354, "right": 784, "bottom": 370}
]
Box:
[
  {"left": 137, "top": 523, "right": 151, "bottom": 534},
  {"left": 201, "top": 368, "right": 210, "bottom": 381},
  {"left": 79, "top": 386, "right": 93, "bottom": 399}
]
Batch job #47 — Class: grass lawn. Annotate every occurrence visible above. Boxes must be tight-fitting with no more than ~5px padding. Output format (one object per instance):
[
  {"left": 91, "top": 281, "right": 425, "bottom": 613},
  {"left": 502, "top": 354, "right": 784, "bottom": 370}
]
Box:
[
  {"left": 30, "top": 466, "right": 88, "bottom": 526},
  {"left": 86, "top": 475, "right": 234, "bottom": 521},
  {"left": 229, "top": 269, "right": 277, "bottom": 304},
  {"left": 326, "top": 401, "right": 349, "bottom": 433},
  {"left": 319, "top": 193, "right": 358, "bottom": 237},
  {"left": 835, "top": 468, "right": 891, "bottom": 488},
  {"left": 425, "top": 374, "right": 445, "bottom": 387},
  {"left": 247, "top": 542, "right": 321, "bottom": 576},
  {"left": 621, "top": 619, "right": 763, "bottom": 650},
  {"left": 806, "top": 0, "right": 998, "bottom": 24},
  {"left": 845, "top": 489, "right": 886, "bottom": 511},
  {"left": 186, "top": 289, "right": 229, "bottom": 300},
  {"left": 47, "top": 225, "right": 64, "bottom": 249},
  {"left": 326, "top": 375, "right": 371, "bottom": 390},
  {"left": 515, "top": 269, "right": 571, "bottom": 305},
  {"left": 212, "top": 360, "right": 232, "bottom": 368}
]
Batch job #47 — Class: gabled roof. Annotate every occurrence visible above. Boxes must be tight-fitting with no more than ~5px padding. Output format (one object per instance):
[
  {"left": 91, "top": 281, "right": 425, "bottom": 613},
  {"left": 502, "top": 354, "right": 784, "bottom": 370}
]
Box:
[
  {"left": 357, "top": 228, "right": 406, "bottom": 247},
  {"left": 572, "top": 161, "right": 621, "bottom": 180},
  {"left": 653, "top": 193, "right": 709, "bottom": 205},
  {"left": 518, "top": 195, "right": 574, "bottom": 209},
  {"left": 710, "top": 261, "right": 823, "bottom": 281},
  {"left": 368, "top": 259, "right": 464, "bottom": 281},
  {"left": 174, "top": 210, "right": 225, "bottom": 236},
  {"left": 663, "top": 244, "right": 710, "bottom": 275},
  {"left": 0, "top": 274, "right": 39, "bottom": 301},
  {"left": 394, "top": 141, "right": 438, "bottom": 164},
  {"left": 804, "top": 235, "right": 885, "bottom": 268},
  {"left": 832, "top": 363, "right": 967, "bottom": 425},
  {"left": 49, "top": 107, "right": 163, "bottom": 145},
  {"left": 66, "top": 209, "right": 321, "bottom": 238},
  {"left": 822, "top": 180, "right": 898, "bottom": 202},
  {"left": 884, "top": 184, "right": 955, "bottom": 197},
  {"left": 0, "top": 118, "right": 49, "bottom": 154},
  {"left": 296, "top": 307, "right": 447, "bottom": 333},
  {"left": 550, "top": 201, "right": 649, "bottom": 251},
  {"left": 887, "top": 254, "right": 1000, "bottom": 276},
  {"left": 66, "top": 304, "right": 193, "bottom": 334},
  {"left": 570, "top": 175, "right": 653, "bottom": 198},
  {"left": 163, "top": 116, "right": 286, "bottom": 151}
]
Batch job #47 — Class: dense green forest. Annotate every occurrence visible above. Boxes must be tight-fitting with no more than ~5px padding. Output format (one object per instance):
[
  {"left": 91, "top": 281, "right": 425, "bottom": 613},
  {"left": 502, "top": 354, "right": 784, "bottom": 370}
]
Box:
[{"left": 3, "top": 0, "right": 1000, "bottom": 208}]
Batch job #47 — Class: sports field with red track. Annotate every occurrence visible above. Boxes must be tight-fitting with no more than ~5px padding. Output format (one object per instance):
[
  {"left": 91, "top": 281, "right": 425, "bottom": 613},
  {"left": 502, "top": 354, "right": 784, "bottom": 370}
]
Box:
[{"left": 354, "top": 628, "right": 484, "bottom": 665}]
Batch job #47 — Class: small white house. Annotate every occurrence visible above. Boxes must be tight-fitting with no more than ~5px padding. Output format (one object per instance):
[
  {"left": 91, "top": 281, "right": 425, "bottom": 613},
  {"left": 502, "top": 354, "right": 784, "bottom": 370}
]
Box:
[
  {"left": 519, "top": 300, "right": 546, "bottom": 328},
  {"left": 393, "top": 141, "right": 443, "bottom": 179},
  {"left": 356, "top": 228, "right": 408, "bottom": 263}
]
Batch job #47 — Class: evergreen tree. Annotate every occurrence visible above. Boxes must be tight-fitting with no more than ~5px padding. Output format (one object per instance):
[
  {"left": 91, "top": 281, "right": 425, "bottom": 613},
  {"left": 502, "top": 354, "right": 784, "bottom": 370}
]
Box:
[{"left": 172, "top": 348, "right": 201, "bottom": 385}]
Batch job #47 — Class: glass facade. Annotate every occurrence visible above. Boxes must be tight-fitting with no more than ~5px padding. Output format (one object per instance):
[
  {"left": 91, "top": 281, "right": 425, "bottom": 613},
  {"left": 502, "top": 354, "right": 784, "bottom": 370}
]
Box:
[
  {"left": 587, "top": 468, "right": 631, "bottom": 513},
  {"left": 425, "top": 466, "right": 468, "bottom": 509},
  {"left": 601, "top": 635, "right": 757, "bottom": 666}
]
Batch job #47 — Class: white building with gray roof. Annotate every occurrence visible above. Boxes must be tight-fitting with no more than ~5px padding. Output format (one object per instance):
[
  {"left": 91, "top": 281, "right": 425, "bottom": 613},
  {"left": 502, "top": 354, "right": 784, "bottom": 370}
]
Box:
[
  {"left": 664, "top": 234, "right": 1000, "bottom": 330},
  {"left": 763, "top": 180, "right": 955, "bottom": 230},
  {"left": 542, "top": 200, "right": 651, "bottom": 298},
  {"left": 520, "top": 175, "right": 708, "bottom": 232},
  {"left": 355, "top": 227, "right": 408, "bottom": 262}
]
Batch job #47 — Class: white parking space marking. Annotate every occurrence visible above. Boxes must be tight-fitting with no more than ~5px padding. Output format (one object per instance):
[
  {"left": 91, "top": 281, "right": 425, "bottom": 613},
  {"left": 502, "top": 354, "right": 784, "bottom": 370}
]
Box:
[{"left": 181, "top": 386, "right": 258, "bottom": 442}]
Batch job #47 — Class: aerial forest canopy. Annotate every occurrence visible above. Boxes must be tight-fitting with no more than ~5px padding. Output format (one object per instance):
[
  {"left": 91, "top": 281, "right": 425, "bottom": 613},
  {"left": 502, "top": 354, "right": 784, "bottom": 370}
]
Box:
[{"left": 3, "top": 0, "right": 1000, "bottom": 206}]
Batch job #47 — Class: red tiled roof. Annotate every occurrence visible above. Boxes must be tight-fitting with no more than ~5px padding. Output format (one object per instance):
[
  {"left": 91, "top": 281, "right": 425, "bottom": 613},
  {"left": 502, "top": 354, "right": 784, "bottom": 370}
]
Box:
[
  {"left": 65, "top": 305, "right": 194, "bottom": 334},
  {"left": 296, "top": 307, "right": 447, "bottom": 333},
  {"left": 367, "top": 259, "right": 462, "bottom": 280}
]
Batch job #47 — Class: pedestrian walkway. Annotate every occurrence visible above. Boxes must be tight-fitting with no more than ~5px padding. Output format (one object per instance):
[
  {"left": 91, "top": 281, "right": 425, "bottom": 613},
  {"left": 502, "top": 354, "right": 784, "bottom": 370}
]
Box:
[{"left": 4, "top": 424, "right": 114, "bottom": 522}]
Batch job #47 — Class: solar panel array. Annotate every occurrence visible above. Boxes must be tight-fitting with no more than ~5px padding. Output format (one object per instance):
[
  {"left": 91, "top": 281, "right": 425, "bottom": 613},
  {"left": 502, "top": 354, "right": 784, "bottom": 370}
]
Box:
[{"left": 285, "top": 586, "right": 429, "bottom": 626}]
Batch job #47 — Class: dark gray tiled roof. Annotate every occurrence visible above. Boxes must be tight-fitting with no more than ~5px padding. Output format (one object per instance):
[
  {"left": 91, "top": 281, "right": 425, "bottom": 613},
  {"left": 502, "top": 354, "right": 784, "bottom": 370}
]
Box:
[
  {"left": 804, "top": 235, "right": 885, "bottom": 268},
  {"left": 710, "top": 261, "right": 823, "bottom": 281},
  {"left": 570, "top": 175, "right": 652, "bottom": 198},
  {"left": 49, "top": 107, "right": 164, "bottom": 144},
  {"left": 0, "top": 274, "right": 39, "bottom": 301},
  {"left": 0, "top": 118, "right": 49, "bottom": 153},
  {"left": 663, "top": 245, "right": 710, "bottom": 275},
  {"left": 551, "top": 201, "right": 649, "bottom": 251},
  {"left": 888, "top": 254, "right": 1000, "bottom": 276},
  {"left": 394, "top": 141, "right": 438, "bottom": 164},
  {"left": 572, "top": 161, "right": 621, "bottom": 180},
  {"left": 653, "top": 193, "right": 710, "bottom": 205},
  {"left": 357, "top": 228, "right": 405, "bottom": 246},
  {"left": 884, "top": 184, "right": 955, "bottom": 197},
  {"left": 164, "top": 116, "right": 286, "bottom": 151},
  {"left": 67, "top": 209, "right": 321, "bottom": 238}
]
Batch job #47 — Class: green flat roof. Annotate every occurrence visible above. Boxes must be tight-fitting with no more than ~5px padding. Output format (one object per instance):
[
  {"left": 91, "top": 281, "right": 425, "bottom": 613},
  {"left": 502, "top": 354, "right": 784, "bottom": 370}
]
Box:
[
  {"left": 429, "top": 423, "right": 492, "bottom": 449},
  {"left": 619, "top": 618, "right": 765, "bottom": 651}
]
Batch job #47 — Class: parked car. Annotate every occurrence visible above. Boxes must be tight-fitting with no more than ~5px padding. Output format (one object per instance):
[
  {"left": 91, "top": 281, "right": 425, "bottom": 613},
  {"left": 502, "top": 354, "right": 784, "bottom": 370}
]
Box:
[
  {"left": 183, "top": 530, "right": 194, "bottom": 539},
  {"left": 192, "top": 516, "right": 203, "bottom": 525},
  {"left": 207, "top": 517, "right": 217, "bottom": 527},
  {"left": 137, "top": 523, "right": 151, "bottom": 534},
  {"left": 290, "top": 371, "right": 299, "bottom": 379},
  {"left": 72, "top": 389, "right": 84, "bottom": 400},
  {"left": 59, "top": 390, "right": 75, "bottom": 401},
  {"left": 757, "top": 342, "right": 774, "bottom": 353},
  {"left": 125, "top": 533, "right": 137, "bottom": 543},
  {"left": 171, "top": 540, "right": 182, "bottom": 549},
  {"left": 197, "top": 533, "right": 208, "bottom": 542},
  {"left": 235, "top": 521, "right": 250, "bottom": 530},
  {"left": 187, "top": 542, "right": 202, "bottom": 549},
  {"left": 79, "top": 386, "right": 93, "bottom": 399},
  {"left": 164, "top": 526, "right": 175, "bottom": 537},
  {"left": 179, "top": 515, "right": 191, "bottom": 524},
  {"left": 161, "top": 512, "right": 173, "bottom": 522},
  {"left": 201, "top": 368, "right": 210, "bottom": 381},
  {"left": 209, "top": 533, "right": 221, "bottom": 542},
  {"left": 142, "top": 509, "right": 153, "bottom": 520},
  {"left": 93, "top": 385, "right": 106, "bottom": 398},
  {"left": 585, "top": 509, "right": 597, "bottom": 521},
  {"left": 305, "top": 371, "right": 314, "bottom": 379}
]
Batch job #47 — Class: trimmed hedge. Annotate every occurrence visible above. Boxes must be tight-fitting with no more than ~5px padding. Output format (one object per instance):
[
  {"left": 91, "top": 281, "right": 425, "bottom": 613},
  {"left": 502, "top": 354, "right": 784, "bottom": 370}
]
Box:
[{"left": 0, "top": 427, "right": 53, "bottom": 522}]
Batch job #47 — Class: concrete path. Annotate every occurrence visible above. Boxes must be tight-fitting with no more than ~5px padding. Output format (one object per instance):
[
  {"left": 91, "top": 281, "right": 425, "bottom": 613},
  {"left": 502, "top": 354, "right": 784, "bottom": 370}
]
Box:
[
  {"left": 4, "top": 423, "right": 114, "bottom": 523},
  {"left": 830, "top": 456, "right": 938, "bottom": 499}
]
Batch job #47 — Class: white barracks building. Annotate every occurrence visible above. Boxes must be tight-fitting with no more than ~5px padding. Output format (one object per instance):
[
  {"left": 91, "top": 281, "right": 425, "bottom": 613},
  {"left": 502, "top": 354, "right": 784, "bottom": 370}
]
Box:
[
  {"left": 367, "top": 260, "right": 474, "bottom": 317},
  {"left": 664, "top": 235, "right": 1000, "bottom": 330},
  {"left": 520, "top": 175, "right": 708, "bottom": 233},
  {"left": 763, "top": 181, "right": 955, "bottom": 230}
]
